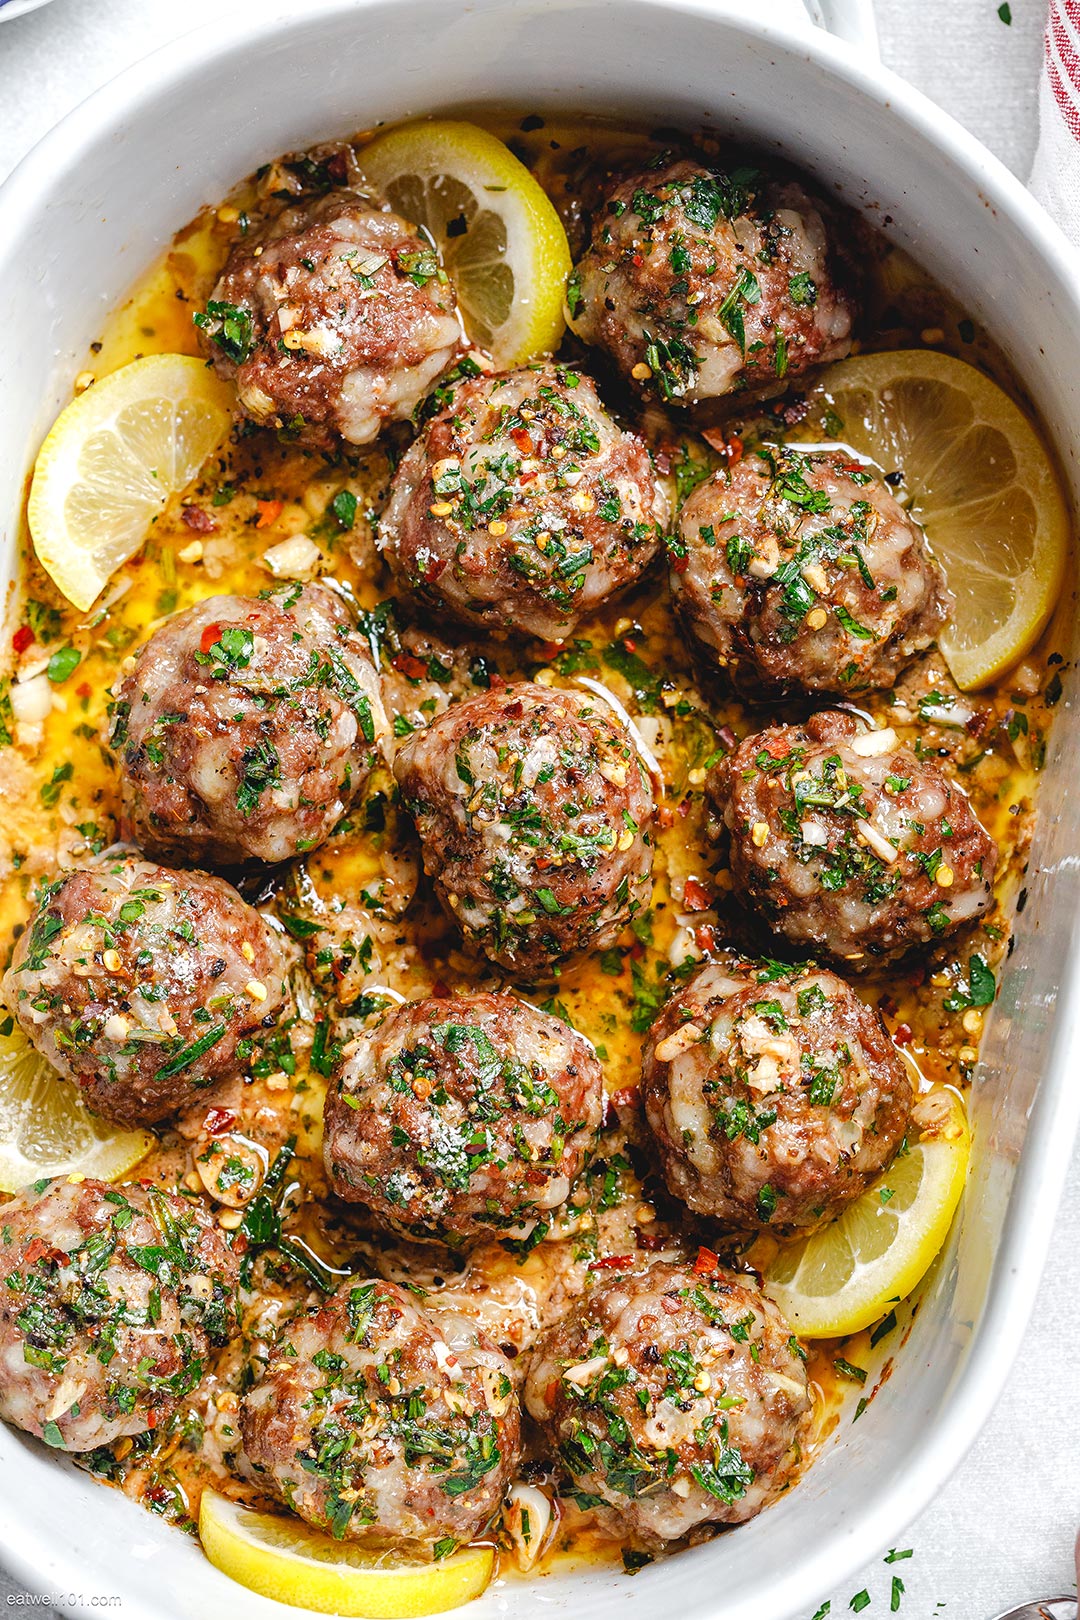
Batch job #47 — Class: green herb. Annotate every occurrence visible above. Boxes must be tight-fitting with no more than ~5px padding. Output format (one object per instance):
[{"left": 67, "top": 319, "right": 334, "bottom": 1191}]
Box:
[
  {"left": 834, "top": 1358, "right": 867, "bottom": 1385},
  {"left": 788, "top": 271, "right": 818, "bottom": 306},
  {"left": 156, "top": 1024, "right": 227, "bottom": 1080},
  {"left": 330, "top": 490, "right": 358, "bottom": 530},
  {"left": 46, "top": 646, "right": 81, "bottom": 684},
  {"left": 236, "top": 739, "right": 281, "bottom": 816},
  {"left": 193, "top": 299, "right": 254, "bottom": 364},
  {"left": 40, "top": 763, "right": 74, "bottom": 809},
  {"left": 621, "top": 1550, "right": 654, "bottom": 1575},
  {"left": 884, "top": 1550, "right": 913, "bottom": 1564},
  {"left": 890, "top": 1576, "right": 905, "bottom": 1612},
  {"left": 943, "top": 953, "right": 996, "bottom": 1012},
  {"left": 997, "top": 1, "right": 1012, "bottom": 21},
  {"left": 850, "top": 1594, "right": 870, "bottom": 1615}
]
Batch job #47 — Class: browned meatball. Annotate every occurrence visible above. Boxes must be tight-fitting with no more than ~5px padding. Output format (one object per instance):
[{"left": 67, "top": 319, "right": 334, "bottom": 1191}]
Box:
[
  {"left": 640, "top": 959, "right": 912, "bottom": 1235},
  {"left": 709, "top": 710, "right": 998, "bottom": 968},
  {"left": 110, "top": 584, "right": 390, "bottom": 868},
  {"left": 671, "top": 446, "right": 950, "bottom": 695},
  {"left": 394, "top": 682, "right": 657, "bottom": 978},
  {"left": 2, "top": 853, "right": 287, "bottom": 1127},
  {"left": 0, "top": 1178, "right": 239, "bottom": 1451},
  {"left": 241, "top": 1278, "right": 520, "bottom": 1546},
  {"left": 568, "top": 156, "right": 856, "bottom": 406},
  {"left": 196, "top": 190, "right": 463, "bottom": 448},
  {"left": 380, "top": 363, "right": 668, "bottom": 641},
  {"left": 324, "top": 993, "right": 603, "bottom": 1246},
  {"left": 524, "top": 1259, "right": 809, "bottom": 1547}
]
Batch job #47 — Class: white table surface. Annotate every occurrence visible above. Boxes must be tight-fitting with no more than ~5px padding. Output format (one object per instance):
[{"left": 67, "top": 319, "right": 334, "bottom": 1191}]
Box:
[{"left": 0, "top": 1, "right": 1075, "bottom": 1616}]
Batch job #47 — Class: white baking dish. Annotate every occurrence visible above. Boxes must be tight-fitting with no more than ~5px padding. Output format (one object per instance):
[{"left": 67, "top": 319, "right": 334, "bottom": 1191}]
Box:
[{"left": 0, "top": 3, "right": 1077, "bottom": 1617}]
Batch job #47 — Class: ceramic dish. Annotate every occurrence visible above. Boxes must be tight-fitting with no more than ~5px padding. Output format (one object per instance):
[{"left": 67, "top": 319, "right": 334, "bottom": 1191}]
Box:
[{"left": 0, "top": 3, "right": 1077, "bottom": 1619}]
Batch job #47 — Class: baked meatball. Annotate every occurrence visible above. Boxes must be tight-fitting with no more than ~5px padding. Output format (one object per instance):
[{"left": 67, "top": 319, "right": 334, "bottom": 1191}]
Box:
[
  {"left": 0, "top": 1178, "right": 239, "bottom": 1451},
  {"left": 324, "top": 992, "right": 604, "bottom": 1245},
  {"left": 379, "top": 363, "right": 668, "bottom": 641},
  {"left": 524, "top": 1259, "right": 809, "bottom": 1546},
  {"left": 110, "top": 584, "right": 390, "bottom": 867},
  {"left": 568, "top": 156, "right": 855, "bottom": 406},
  {"left": 2, "top": 853, "right": 287, "bottom": 1127},
  {"left": 242, "top": 1278, "right": 520, "bottom": 1546},
  {"left": 672, "top": 446, "right": 950, "bottom": 695},
  {"left": 394, "top": 682, "right": 657, "bottom": 977},
  {"left": 197, "top": 190, "right": 463, "bottom": 447},
  {"left": 641, "top": 959, "right": 912, "bottom": 1235},
  {"left": 709, "top": 710, "right": 997, "bottom": 968}
]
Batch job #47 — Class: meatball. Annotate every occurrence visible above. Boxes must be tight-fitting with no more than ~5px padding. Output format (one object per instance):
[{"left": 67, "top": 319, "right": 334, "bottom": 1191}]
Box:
[
  {"left": 524, "top": 1259, "right": 809, "bottom": 1546},
  {"left": 0, "top": 1177, "right": 239, "bottom": 1451},
  {"left": 197, "top": 190, "right": 463, "bottom": 447},
  {"left": 324, "top": 992, "right": 604, "bottom": 1245},
  {"left": 241, "top": 1278, "right": 520, "bottom": 1546},
  {"left": 641, "top": 959, "right": 912, "bottom": 1234},
  {"left": 3, "top": 854, "right": 287, "bottom": 1127},
  {"left": 568, "top": 156, "right": 855, "bottom": 406},
  {"left": 110, "top": 583, "right": 390, "bottom": 867},
  {"left": 379, "top": 363, "right": 668, "bottom": 641},
  {"left": 672, "top": 446, "right": 950, "bottom": 695},
  {"left": 709, "top": 710, "right": 997, "bottom": 968},
  {"left": 394, "top": 682, "right": 657, "bottom": 977}
]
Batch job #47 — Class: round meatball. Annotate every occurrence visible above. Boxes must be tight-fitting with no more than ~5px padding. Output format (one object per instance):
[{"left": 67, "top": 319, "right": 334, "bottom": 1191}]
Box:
[
  {"left": 197, "top": 190, "right": 463, "bottom": 447},
  {"left": 394, "top": 682, "right": 657, "bottom": 977},
  {"left": 672, "top": 446, "right": 950, "bottom": 695},
  {"left": 324, "top": 992, "right": 604, "bottom": 1245},
  {"left": 379, "top": 363, "right": 668, "bottom": 641},
  {"left": 524, "top": 1259, "right": 809, "bottom": 1546},
  {"left": 568, "top": 156, "right": 856, "bottom": 406},
  {"left": 0, "top": 1177, "right": 239, "bottom": 1451},
  {"left": 241, "top": 1278, "right": 520, "bottom": 1546},
  {"left": 110, "top": 584, "right": 390, "bottom": 867},
  {"left": 641, "top": 959, "right": 912, "bottom": 1235},
  {"left": 709, "top": 710, "right": 998, "bottom": 968},
  {"left": 2, "top": 853, "right": 287, "bottom": 1127}
]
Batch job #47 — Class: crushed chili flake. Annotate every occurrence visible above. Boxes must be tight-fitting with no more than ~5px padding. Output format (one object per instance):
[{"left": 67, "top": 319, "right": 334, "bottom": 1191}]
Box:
[
  {"left": 683, "top": 877, "right": 713, "bottom": 911},
  {"left": 12, "top": 625, "right": 33, "bottom": 654},
  {"left": 255, "top": 498, "right": 283, "bottom": 528},
  {"left": 199, "top": 622, "right": 223, "bottom": 655},
  {"left": 693, "top": 1245, "right": 720, "bottom": 1275},
  {"left": 203, "top": 1106, "right": 236, "bottom": 1136}
]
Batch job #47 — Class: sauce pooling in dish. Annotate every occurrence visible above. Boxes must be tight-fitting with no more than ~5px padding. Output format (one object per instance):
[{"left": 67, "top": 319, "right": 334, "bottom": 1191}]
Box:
[{"left": 0, "top": 112, "right": 1063, "bottom": 1579}]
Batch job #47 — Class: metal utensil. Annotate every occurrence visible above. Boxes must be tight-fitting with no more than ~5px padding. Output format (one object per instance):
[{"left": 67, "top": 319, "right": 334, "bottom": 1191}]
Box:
[{"left": 989, "top": 1602, "right": 1076, "bottom": 1620}]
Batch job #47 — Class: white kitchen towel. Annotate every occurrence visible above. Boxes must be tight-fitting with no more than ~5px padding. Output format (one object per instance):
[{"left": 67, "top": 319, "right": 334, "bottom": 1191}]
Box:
[{"left": 1030, "top": 0, "right": 1080, "bottom": 240}]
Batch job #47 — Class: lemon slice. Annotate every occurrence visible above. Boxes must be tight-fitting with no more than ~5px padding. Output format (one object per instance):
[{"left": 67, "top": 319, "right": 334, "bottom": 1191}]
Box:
[
  {"left": 0, "top": 1020, "right": 153, "bottom": 1193},
  {"left": 28, "top": 353, "right": 234, "bottom": 612},
  {"left": 763, "top": 1088, "right": 970, "bottom": 1339},
  {"left": 359, "top": 120, "right": 571, "bottom": 365},
  {"left": 198, "top": 1489, "right": 496, "bottom": 1618},
  {"left": 800, "top": 349, "right": 1069, "bottom": 690}
]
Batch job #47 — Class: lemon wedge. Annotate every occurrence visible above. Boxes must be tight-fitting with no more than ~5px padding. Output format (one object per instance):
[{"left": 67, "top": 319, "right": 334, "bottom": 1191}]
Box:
[
  {"left": 0, "top": 1020, "right": 153, "bottom": 1194},
  {"left": 198, "top": 1490, "right": 496, "bottom": 1618},
  {"left": 763, "top": 1088, "right": 970, "bottom": 1339},
  {"left": 800, "top": 349, "right": 1069, "bottom": 690},
  {"left": 28, "top": 353, "right": 234, "bottom": 612},
  {"left": 359, "top": 120, "right": 571, "bottom": 365}
]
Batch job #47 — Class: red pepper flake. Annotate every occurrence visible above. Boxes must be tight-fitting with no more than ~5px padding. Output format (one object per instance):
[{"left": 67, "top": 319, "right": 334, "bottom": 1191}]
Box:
[
  {"left": 693, "top": 1245, "right": 720, "bottom": 1276},
  {"left": 694, "top": 924, "right": 717, "bottom": 953},
  {"left": 892, "top": 1022, "right": 913, "bottom": 1047},
  {"left": 255, "top": 498, "right": 283, "bottom": 529},
  {"left": 181, "top": 504, "right": 217, "bottom": 534},
  {"left": 676, "top": 797, "right": 691, "bottom": 819},
  {"left": 656, "top": 805, "right": 675, "bottom": 831},
  {"left": 199, "top": 622, "right": 222, "bottom": 656},
  {"left": 511, "top": 426, "right": 533, "bottom": 454},
  {"left": 636, "top": 1228, "right": 666, "bottom": 1251},
  {"left": 12, "top": 625, "right": 33, "bottom": 655},
  {"left": 590, "top": 1254, "right": 634, "bottom": 1270},
  {"left": 391, "top": 652, "right": 428, "bottom": 681},
  {"left": 75, "top": 681, "right": 92, "bottom": 703},
  {"left": 622, "top": 637, "right": 637, "bottom": 654},
  {"left": 536, "top": 641, "right": 564, "bottom": 662},
  {"left": 203, "top": 1106, "right": 236, "bottom": 1136},
  {"left": 683, "top": 877, "right": 712, "bottom": 912},
  {"left": 702, "top": 427, "right": 744, "bottom": 465},
  {"left": 422, "top": 556, "right": 447, "bottom": 583},
  {"left": 24, "top": 1238, "right": 65, "bottom": 1267}
]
